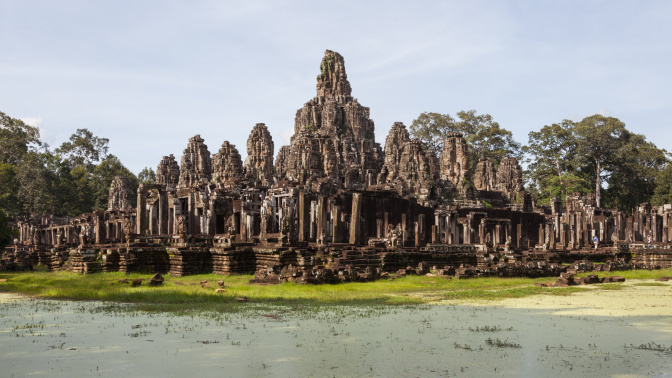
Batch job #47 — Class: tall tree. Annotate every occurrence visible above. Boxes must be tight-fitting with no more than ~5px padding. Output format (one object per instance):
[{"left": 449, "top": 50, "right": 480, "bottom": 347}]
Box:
[
  {"left": 574, "top": 115, "right": 628, "bottom": 208},
  {"left": 455, "top": 110, "right": 521, "bottom": 168},
  {"left": 0, "top": 209, "right": 14, "bottom": 249},
  {"left": 91, "top": 155, "right": 138, "bottom": 211},
  {"left": 0, "top": 111, "right": 41, "bottom": 164},
  {"left": 410, "top": 110, "right": 521, "bottom": 172},
  {"left": 55, "top": 128, "right": 109, "bottom": 171},
  {"left": 651, "top": 164, "right": 672, "bottom": 206},
  {"left": 604, "top": 134, "right": 668, "bottom": 211},
  {"left": 0, "top": 162, "right": 19, "bottom": 215},
  {"left": 138, "top": 167, "right": 156, "bottom": 184},
  {"left": 409, "top": 112, "right": 458, "bottom": 156},
  {"left": 522, "top": 120, "right": 591, "bottom": 203},
  {"left": 15, "top": 151, "right": 57, "bottom": 214}
]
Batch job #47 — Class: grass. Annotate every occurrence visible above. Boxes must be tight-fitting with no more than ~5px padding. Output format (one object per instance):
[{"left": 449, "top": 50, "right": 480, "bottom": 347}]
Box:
[{"left": 1, "top": 266, "right": 671, "bottom": 314}]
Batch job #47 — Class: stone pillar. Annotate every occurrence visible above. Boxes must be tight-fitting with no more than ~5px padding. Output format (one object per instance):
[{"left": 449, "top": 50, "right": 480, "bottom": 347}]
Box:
[
  {"left": 401, "top": 213, "right": 407, "bottom": 247},
  {"left": 478, "top": 219, "right": 485, "bottom": 245},
  {"left": 298, "top": 192, "right": 308, "bottom": 242},
  {"left": 349, "top": 193, "right": 362, "bottom": 245},
  {"left": 95, "top": 213, "right": 105, "bottom": 244},
  {"left": 332, "top": 205, "right": 341, "bottom": 243},
  {"left": 417, "top": 214, "right": 425, "bottom": 247},
  {"left": 136, "top": 186, "right": 147, "bottom": 235},
  {"left": 414, "top": 222, "right": 418, "bottom": 247},
  {"left": 317, "top": 197, "right": 327, "bottom": 244},
  {"left": 158, "top": 190, "right": 166, "bottom": 234}
]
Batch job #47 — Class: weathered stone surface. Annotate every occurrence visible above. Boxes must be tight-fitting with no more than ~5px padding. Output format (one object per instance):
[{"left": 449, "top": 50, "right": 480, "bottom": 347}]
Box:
[
  {"left": 274, "top": 145, "right": 291, "bottom": 180},
  {"left": 107, "top": 176, "right": 133, "bottom": 211},
  {"left": 156, "top": 154, "right": 180, "bottom": 186},
  {"left": 243, "top": 123, "right": 274, "bottom": 186},
  {"left": 178, "top": 135, "right": 212, "bottom": 188},
  {"left": 496, "top": 157, "right": 524, "bottom": 197},
  {"left": 293, "top": 50, "right": 382, "bottom": 188},
  {"left": 283, "top": 131, "right": 338, "bottom": 184},
  {"left": 440, "top": 132, "right": 470, "bottom": 191},
  {"left": 473, "top": 156, "right": 497, "bottom": 191},
  {"left": 378, "top": 122, "right": 434, "bottom": 198},
  {"left": 212, "top": 141, "right": 243, "bottom": 183},
  {"left": 316, "top": 49, "right": 352, "bottom": 98}
]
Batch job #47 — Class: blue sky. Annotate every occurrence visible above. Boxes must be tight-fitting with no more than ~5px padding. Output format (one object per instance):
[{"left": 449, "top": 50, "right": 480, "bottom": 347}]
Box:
[{"left": 2, "top": 0, "right": 671, "bottom": 174}]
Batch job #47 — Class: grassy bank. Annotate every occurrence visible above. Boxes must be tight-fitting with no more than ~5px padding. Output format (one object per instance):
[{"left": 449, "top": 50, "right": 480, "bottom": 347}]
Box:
[{"left": 1, "top": 266, "right": 671, "bottom": 313}]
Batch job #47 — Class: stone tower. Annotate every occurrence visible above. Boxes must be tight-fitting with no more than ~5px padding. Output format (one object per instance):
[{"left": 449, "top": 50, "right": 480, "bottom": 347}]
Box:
[
  {"left": 496, "top": 157, "right": 524, "bottom": 197},
  {"left": 473, "top": 157, "right": 497, "bottom": 191},
  {"left": 156, "top": 154, "right": 180, "bottom": 187},
  {"left": 243, "top": 123, "right": 274, "bottom": 186},
  {"left": 177, "top": 135, "right": 212, "bottom": 189},
  {"left": 212, "top": 141, "right": 243, "bottom": 183},
  {"left": 107, "top": 176, "right": 133, "bottom": 211},
  {"left": 288, "top": 50, "right": 383, "bottom": 187},
  {"left": 440, "top": 132, "right": 470, "bottom": 190}
]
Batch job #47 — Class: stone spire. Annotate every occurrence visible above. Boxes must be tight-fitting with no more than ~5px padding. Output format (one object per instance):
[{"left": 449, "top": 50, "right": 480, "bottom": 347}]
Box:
[
  {"left": 212, "top": 141, "right": 243, "bottom": 183},
  {"left": 316, "top": 50, "right": 352, "bottom": 98},
  {"left": 274, "top": 145, "right": 291, "bottom": 180},
  {"left": 177, "top": 135, "right": 212, "bottom": 188},
  {"left": 473, "top": 156, "right": 497, "bottom": 191},
  {"left": 243, "top": 123, "right": 274, "bottom": 186},
  {"left": 292, "top": 50, "right": 382, "bottom": 188},
  {"left": 440, "top": 132, "right": 470, "bottom": 190},
  {"left": 156, "top": 154, "right": 180, "bottom": 186},
  {"left": 378, "top": 123, "right": 433, "bottom": 198},
  {"left": 496, "top": 157, "right": 524, "bottom": 196},
  {"left": 379, "top": 122, "right": 411, "bottom": 183},
  {"left": 107, "top": 176, "right": 133, "bottom": 211}
]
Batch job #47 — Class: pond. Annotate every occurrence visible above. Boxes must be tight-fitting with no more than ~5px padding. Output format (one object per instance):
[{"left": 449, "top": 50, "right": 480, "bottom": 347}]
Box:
[{"left": 1, "top": 283, "right": 671, "bottom": 377}]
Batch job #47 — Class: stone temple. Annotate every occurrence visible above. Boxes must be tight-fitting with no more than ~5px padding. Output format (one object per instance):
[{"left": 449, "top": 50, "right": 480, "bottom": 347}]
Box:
[{"left": 4, "top": 50, "right": 672, "bottom": 282}]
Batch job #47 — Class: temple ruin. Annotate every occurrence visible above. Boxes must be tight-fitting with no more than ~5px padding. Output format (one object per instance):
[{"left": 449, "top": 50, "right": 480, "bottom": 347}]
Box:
[{"left": 3, "top": 50, "right": 672, "bottom": 281}]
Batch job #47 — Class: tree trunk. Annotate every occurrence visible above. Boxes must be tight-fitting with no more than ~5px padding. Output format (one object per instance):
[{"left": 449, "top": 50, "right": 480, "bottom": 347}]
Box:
[{"left": 595, "top": 159, "right": 601, "bottom": 208}]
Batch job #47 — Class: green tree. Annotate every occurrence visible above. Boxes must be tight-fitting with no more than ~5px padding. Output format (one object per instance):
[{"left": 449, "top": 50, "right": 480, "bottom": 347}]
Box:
[
  {"left": 522, "top": 120, "right": 591, "bottom": 204},
  {"left": 456, "top": 110, "right": 521, "bottom": 168},
  {"left": 409, "top": 112, "right": 458, "bottom": 156},
  {"left": 574, "top": 115, "right": 629, "bottom": 208},
  {"left": 91, "top": 155, "right": 138, "bottom": 211},
  {"left": 410, "top": 110, "right": 521, "bottom": 172},
  {"left": 55, "top": 128, "right": 109, "bottom": 171},
  {"left": 0, "top": 209, "right": 14, "bottom": 249},
  {"left": 0, "top": 162, "right": 19, "bottom": 216},
  {"left": 138, "top": 167, "right": 156, "bottom": 184},
  {"left": 604, "top": 134, "right": 668, "bottom": 211},
  {"left": 651, "top": 164, "right": 672, "bottom": 206},
  {"left": 0, "top": 111, "right": 41, "bottom": 164},
  {"left": 15, "top": 151, "right": 57, "bottom": 214}
]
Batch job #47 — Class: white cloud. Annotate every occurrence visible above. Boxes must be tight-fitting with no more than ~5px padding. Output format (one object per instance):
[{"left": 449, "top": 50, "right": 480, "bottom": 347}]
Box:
[
  {"left": 20, "top": 116, "right": 42, "bottom": 127},
  {"left": 280, "top": 127, "right": 294, "bottom": 145}
]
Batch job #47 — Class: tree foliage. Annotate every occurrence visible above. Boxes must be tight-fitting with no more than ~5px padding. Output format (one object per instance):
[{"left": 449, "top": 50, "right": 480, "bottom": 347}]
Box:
[
  {"left": 574, "top": 115, "right": 629, "bottom": 208},
  {"left": 91, "top": 155, "right": 138, "bottom": 211},
  {"left": 651, "top": 164, "right": 672, "bottom": 206},
  {"left": 410, "top": 110, "right": 521, "bottom": 173},
  {"left": 138, "top": 167, "right": 156, "bottom": 184},
  {"left": 55, "top": 128, "right": 109, "bottom": 171},
  {"left": 0, "top": 209, "right": 14, "bottom": 249},
  {"left": 0, "top": 111, "right": 41, "bottom": 165},
  {"left": 523, "top": 120, "right": 591, "bottom": 204},
  {"left": 524, "top": 114, "right": 669, "bottom": 211}
]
